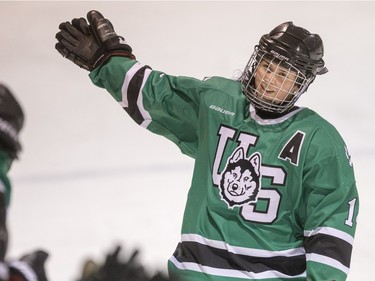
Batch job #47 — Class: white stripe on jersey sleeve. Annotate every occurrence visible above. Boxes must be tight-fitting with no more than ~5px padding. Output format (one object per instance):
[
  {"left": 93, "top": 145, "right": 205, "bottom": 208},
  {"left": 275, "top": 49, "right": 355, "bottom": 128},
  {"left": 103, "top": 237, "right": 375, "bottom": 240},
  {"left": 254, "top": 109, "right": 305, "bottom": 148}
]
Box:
[
  {"left": 120, "top": 62, "right": 145, "bottom": 108},
  {"left": 119, "top": 62, "right": 152, "bottom": 128},
  {"left": 137, "top": 68, "right": 152, "bottom": 128},
  {"left": 306, "top": 253, "right": 350, "bottom": 274},
  {"left": 304, "top": 226, "right": 354, "bottom": 245}
]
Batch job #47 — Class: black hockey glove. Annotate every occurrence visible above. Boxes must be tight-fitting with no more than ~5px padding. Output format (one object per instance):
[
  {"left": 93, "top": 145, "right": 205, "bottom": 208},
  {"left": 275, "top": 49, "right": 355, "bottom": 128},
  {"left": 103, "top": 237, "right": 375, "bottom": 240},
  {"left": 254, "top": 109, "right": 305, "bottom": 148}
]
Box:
[
  {"left": 78, "top": 245, "right": 149, "bottom": 281},
  {"left": 77, "top": 245, "right": 176, "bottom": 281},
  {"left": 8, "top": 250, "right": 49, "bottom": 281},
  {"left": 55, "top": 10, "right": 135, "bottom": 71}
]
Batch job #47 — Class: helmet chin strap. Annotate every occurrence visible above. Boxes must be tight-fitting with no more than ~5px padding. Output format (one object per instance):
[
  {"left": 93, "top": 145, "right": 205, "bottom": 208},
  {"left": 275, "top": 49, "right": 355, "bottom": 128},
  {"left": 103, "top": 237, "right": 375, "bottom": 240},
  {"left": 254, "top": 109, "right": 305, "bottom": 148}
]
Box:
[{"left": 316, "top": 65, "right": 329, "bottom": 75}]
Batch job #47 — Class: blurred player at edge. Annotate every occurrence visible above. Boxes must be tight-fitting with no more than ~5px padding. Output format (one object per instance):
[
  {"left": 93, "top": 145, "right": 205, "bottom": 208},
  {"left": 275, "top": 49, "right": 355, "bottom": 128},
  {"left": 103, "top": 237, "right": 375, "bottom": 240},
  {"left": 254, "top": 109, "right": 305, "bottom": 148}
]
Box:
[{"left": 0, "top": 84, "right": 49, "bottom": 281}]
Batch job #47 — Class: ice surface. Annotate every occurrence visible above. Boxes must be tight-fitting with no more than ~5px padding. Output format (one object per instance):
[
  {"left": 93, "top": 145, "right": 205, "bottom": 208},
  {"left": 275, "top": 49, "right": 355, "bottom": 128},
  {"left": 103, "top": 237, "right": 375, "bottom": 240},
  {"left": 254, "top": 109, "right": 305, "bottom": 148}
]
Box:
[{"left": 0, "top": 2, "right": 374, "bottom": 280}]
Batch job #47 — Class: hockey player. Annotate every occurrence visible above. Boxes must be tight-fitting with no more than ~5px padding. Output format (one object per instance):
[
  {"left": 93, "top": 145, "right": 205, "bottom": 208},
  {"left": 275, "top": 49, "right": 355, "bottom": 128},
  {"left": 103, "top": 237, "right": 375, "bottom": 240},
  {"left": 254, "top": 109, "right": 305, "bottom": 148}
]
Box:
[
  {"left": 0, "top": 84, "right": 49, "bottom": 281},
  {"left": 55, "top": 10, "right": 359, "bottom": 281}
]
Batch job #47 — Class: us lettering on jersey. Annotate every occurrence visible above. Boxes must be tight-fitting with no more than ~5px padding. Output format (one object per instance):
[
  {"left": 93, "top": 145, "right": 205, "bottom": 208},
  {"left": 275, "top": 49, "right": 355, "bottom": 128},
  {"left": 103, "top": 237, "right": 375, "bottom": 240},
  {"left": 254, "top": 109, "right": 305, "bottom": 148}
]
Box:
[{"left": 213, "top": 125, "right": 286, "bottom": 224}]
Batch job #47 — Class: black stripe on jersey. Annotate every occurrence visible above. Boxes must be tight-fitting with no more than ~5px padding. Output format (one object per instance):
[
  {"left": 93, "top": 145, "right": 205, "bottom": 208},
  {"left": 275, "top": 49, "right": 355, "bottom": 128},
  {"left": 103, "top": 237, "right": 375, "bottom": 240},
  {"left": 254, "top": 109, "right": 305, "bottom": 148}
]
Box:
[
  {"left": 173, "top": 241, "right": 306, "bottom": 276},
  {"left": 123, "top": 65, "right": 151, "bottom": 125},
  {"left": 304, "top": 233, "right": 352, "bottom": 267}
]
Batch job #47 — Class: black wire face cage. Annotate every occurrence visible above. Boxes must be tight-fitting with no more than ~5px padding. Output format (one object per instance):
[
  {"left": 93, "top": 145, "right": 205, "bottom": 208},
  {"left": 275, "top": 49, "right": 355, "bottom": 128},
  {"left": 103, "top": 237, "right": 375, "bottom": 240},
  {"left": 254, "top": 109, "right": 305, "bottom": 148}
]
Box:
[{"left": 241, "top": 47, "right": 315, "bottom": 113}]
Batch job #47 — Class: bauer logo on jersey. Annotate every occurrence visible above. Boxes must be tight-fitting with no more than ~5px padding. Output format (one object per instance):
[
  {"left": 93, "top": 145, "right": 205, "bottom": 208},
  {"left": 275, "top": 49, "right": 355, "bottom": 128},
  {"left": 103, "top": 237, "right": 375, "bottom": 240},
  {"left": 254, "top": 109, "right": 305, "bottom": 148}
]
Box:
[{"left": 219, "top": 147, "right": 262, "bottom": 207}]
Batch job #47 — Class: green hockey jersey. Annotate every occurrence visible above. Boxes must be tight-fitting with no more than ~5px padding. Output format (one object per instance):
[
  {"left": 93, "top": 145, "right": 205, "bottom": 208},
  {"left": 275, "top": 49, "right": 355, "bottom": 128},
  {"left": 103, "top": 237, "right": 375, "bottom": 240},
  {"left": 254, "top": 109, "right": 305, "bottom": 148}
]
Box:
[{"left": 90, "top": 57, "right": 359, "bottom": 281}]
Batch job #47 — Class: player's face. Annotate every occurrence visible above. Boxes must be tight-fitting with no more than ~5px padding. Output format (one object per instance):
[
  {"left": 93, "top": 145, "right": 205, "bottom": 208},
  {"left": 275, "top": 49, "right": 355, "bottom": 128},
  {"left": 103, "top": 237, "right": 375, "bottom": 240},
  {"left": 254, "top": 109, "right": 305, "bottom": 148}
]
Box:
[{"left": 254, "top": 59, "right": 298, "bottom": 104}]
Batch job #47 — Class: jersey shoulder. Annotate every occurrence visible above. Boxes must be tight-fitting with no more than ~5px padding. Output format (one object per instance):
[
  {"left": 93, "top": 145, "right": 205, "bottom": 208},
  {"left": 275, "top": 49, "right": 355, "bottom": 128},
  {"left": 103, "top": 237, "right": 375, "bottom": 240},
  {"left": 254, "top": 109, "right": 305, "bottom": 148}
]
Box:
[
  {"left": 295, "top": 108, "right": 354, "bottom": 176},
  {"left": 202, "top": 76, "right": 242, "bottom": 94},
  {"left": 176, "top": 75, "right": 242, "bottom": 97},
  {"left": 295, "top": 108, "right": 345, "bottom": 144}
]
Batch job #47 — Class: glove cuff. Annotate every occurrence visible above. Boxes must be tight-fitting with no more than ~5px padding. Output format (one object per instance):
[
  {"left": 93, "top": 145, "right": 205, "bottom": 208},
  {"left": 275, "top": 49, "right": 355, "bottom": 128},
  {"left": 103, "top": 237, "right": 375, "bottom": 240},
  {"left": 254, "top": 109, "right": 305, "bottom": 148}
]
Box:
[
  {"left": 8, "top": 260, "right": 37, "bottom": 281},
  {"left": 92, "top": 50, "right": 135, "bottom": 70}
]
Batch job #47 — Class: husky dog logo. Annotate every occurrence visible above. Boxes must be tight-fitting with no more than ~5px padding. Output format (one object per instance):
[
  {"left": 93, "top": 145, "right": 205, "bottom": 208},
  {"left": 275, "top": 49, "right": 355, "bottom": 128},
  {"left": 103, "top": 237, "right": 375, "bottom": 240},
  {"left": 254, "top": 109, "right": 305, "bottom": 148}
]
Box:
[{"left": 220, "top": 147, "right": 262, "bottom": 207}]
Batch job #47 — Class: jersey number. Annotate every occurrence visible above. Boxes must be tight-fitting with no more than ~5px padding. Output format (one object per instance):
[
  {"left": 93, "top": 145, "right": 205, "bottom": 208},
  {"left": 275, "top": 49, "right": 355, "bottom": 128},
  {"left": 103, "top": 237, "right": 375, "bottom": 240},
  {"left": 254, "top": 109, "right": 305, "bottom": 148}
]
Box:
[{"left": 345, "top": 198, "right": 357, "bottom": 227}]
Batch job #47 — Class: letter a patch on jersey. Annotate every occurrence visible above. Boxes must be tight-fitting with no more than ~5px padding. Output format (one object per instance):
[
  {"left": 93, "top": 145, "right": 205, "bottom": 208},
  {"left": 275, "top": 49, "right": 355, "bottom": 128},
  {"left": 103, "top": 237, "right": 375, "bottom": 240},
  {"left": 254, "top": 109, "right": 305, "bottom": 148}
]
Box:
[{"left": 278, "top": 130, "right": 305, "bottom": 166}]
